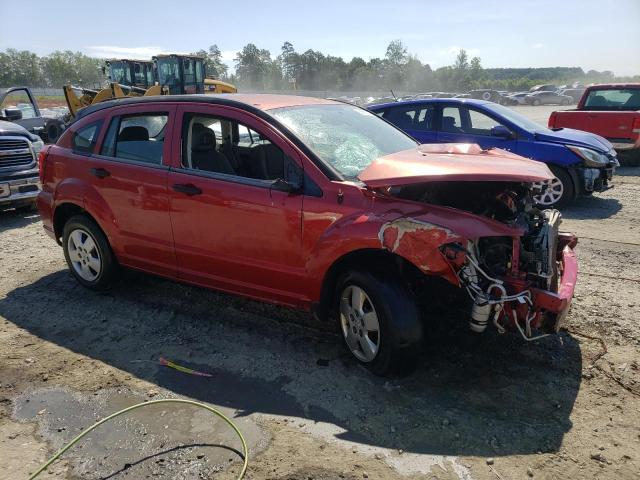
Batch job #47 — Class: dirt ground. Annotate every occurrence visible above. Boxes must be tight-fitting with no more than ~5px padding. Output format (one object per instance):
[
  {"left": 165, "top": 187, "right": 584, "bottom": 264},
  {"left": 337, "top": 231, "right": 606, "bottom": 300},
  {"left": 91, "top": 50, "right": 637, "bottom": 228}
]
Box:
[{"left": 1, "top": 165, "right": 640, "bottom": 479}]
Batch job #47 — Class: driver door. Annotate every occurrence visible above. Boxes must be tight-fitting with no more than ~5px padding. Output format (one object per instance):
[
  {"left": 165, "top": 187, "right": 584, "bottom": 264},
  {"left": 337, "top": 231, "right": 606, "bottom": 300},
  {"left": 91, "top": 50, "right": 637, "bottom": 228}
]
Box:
[{"left": 167, "top": 104, "right": 307, "bottom": 306}]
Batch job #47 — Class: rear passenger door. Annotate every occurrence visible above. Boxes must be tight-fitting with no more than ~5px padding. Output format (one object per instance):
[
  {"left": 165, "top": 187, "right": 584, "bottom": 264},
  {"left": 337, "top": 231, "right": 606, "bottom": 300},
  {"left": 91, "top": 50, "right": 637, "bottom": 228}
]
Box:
[
  {"left": 167, "top": 104, "right": 306, "bottom": 306},
  {"left": 435, "top": 104, "right": 466, "bottom": 144},
  {"left": 85, "top": 104, "right": 177, "bottom": 276}
]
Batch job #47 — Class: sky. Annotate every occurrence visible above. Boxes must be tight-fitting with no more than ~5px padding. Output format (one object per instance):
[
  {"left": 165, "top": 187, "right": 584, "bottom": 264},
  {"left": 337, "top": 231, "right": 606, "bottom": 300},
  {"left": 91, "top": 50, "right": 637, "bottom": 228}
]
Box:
[{"left": 1, "top": 0, "right": 639, "bottom": 75}]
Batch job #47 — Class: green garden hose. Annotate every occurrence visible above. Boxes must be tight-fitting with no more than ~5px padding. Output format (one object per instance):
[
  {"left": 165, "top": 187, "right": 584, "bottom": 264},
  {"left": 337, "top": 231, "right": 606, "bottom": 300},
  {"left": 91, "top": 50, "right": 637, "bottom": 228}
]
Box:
[{"left": 28, "top": 398, "right": 248, "bottom": 480}]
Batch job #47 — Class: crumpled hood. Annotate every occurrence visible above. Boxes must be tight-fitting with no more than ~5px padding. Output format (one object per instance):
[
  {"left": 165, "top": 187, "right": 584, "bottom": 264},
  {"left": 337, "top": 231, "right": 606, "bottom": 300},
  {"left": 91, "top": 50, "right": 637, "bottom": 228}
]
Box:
[
  {"left": 358, "top": 143, "right": 554, "bottom": 188},
  {"left": 534, "top": 128, "right": 613, "bottom": 152}
]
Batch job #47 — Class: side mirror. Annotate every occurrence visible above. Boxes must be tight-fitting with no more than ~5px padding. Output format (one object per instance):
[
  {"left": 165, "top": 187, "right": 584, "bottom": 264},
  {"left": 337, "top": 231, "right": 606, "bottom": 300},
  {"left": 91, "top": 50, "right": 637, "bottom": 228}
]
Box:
[
  {"left": 491, "top": 125, "right": 513, "bottom": 139},
  {"left": 3, "top": 108, "right": 23, "bottom": 121}
]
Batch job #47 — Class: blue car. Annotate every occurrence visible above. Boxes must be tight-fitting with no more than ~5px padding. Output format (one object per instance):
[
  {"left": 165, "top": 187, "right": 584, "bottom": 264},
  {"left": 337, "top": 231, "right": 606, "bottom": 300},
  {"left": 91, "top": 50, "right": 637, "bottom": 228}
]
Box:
[{"left": 368, "top": 99, "right": 618, "bottom": 207}]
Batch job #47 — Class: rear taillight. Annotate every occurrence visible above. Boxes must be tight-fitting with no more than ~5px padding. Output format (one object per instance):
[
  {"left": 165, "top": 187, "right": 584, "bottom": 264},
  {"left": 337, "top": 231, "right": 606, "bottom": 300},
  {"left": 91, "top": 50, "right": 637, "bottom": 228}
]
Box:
[
  {"left": 548, "top": 111, "right": 557, "bottom": 128},
  {"left": 38, "top": 145, "right": 52, "bottom": 183},
  {"left": 631, "top": 117, "right": 640, "bottom": 140}
]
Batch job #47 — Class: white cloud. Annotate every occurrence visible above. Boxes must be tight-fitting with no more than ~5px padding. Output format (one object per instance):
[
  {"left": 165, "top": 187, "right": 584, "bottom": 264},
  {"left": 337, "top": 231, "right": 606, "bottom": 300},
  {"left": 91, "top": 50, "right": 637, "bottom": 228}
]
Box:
[
  {"left": 84, "top": 46, "right": 165, "bottom": 59},
  {"left": 438, "top": 46, "right": 480, "bottom": 56},
  {"left": 532, "top": 43, "right": 544, "bottom": 49},
  {"left": 220, "top": 49, "right": 239, "bottom": 61}
]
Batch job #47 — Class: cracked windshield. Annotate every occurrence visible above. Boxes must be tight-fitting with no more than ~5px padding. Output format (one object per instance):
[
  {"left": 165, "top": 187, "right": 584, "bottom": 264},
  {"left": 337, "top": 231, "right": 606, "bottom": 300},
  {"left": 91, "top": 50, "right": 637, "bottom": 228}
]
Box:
[{"left": 272, "top": 104, "right": 416, "bottom": 178}]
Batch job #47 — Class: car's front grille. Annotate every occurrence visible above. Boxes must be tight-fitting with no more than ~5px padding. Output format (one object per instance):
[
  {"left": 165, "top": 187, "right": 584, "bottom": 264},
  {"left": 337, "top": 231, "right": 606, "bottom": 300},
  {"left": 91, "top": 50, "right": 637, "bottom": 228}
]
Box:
[{"left": 0, "top": 137, "right": 34, "bottom": 169}]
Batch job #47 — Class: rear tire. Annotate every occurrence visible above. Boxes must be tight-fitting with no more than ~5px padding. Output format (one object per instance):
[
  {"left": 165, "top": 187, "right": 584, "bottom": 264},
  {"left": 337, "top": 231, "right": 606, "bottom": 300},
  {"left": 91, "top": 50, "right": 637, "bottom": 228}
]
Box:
[
  {"left": 532, "top": 99, "right": 541, "bottom": 106},
  {"left": 335, "top": 268, "right": 423, "bottom": 375},
  {"left": 62, "top": 215, "right": 116, "bottom": 290},
  {"left": 44, "top": 119, "right": 64, "bottom": 143}
]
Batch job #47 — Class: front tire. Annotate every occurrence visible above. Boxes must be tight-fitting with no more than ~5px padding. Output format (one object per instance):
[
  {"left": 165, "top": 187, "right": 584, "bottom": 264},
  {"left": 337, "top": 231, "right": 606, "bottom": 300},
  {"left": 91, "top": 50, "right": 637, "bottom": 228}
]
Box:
[
  {"left": 62, "top": 215, "right": 116, "bottom": 290},
  {"left": 533, "top": 166, "right": 575, "bottom": 208},
  {"left": 335, "top": 268, "right": 423, "bottom": 375},
  {"left": 532, "top": 99, "right": 541, "bottom": 106}
]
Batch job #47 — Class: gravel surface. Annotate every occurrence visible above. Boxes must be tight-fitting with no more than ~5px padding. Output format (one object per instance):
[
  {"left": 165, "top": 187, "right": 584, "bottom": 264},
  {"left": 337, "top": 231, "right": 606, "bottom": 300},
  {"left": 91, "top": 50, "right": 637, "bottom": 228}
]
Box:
[{"left": 1, "top": 171, "right": 639, "bottom": 480}]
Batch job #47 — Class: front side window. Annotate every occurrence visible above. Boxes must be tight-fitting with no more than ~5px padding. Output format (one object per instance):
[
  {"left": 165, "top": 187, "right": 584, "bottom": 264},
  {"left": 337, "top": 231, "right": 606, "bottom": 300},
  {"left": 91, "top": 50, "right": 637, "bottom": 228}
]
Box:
[
  {"left": 466, "top": 109, "right": 502, "bottom": 135},
  {"left": 73, "top": 121, "right": 102, "bottom": 154},
  {"left": 1, "top": 90, "right": 36, "bottom": 119},
  {"left": 157, "top": 58, "right": 180, "bottom": 87},
  {"left": 183, "top": 58, "right": 196, "bottom": 84},
  {"left": 181, "top": 113, "right": 290, "bottom": 182},
  {"left": 270, "top": 104, "right": 417, "bottom": 178},
  {"left": 101, "top": 113, "right": 168, "bottom": 164}
]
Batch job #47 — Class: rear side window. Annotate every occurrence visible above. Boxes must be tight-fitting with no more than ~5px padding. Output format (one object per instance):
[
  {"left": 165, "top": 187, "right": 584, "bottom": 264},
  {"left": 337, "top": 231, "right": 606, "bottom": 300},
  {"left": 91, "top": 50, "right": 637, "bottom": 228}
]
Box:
[
  {"left": 73, "top": 121, "right": 102, "bottom": 154},
  {"left": 583, "top": 88, "right": 640, "bottom": 110},
  {"left": 100, "top": 113, "right": 168, "bottom": 164},
  {"left": 441, "top": 106, "right": 463, "bottom": 133}
]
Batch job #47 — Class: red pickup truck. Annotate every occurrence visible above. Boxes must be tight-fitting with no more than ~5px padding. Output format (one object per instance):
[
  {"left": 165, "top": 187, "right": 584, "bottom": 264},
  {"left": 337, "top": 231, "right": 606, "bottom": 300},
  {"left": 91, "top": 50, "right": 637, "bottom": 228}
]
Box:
[{"left": 548, "top": 84, "right": 640, "bottom": 164}]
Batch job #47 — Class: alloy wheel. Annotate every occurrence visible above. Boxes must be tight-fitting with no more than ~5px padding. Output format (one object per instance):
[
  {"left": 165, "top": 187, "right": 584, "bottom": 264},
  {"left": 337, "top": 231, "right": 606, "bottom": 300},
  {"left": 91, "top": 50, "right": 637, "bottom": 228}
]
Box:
[
  {"left": 339, "top": 285, "right": 380, "bottom": 362},
  {"left": 533, "top": 176, "right": 564, "bottom": 206},
  {"left": 67, "top": 228, "right": 102, "bottom": 281}
]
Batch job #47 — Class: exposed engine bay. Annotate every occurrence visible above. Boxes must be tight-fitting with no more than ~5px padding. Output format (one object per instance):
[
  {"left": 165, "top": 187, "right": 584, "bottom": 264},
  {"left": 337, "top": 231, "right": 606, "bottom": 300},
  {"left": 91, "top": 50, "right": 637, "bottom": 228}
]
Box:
[{"left": 386, "top": 181, "right": 566, "bottom": 339}]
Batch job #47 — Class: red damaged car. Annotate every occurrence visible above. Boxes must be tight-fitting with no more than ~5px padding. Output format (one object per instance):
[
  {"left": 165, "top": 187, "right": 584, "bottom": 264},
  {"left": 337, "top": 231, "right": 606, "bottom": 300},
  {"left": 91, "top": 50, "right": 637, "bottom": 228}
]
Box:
[{"left": 37, "top": 95, "right": 578, "bottom": 374}]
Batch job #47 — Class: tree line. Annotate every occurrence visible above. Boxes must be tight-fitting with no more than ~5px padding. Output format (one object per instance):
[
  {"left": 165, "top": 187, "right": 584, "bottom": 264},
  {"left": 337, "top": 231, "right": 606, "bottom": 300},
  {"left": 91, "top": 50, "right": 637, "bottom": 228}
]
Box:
[{"left": 1, "top": 41, "right": 638, "bottom": 92}]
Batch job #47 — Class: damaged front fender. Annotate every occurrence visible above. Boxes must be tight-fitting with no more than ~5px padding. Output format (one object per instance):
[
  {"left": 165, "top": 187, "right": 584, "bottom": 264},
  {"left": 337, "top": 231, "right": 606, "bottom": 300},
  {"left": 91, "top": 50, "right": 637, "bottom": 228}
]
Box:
[{"left": 378, "top": 217, "right": 464, "bottom": 283}]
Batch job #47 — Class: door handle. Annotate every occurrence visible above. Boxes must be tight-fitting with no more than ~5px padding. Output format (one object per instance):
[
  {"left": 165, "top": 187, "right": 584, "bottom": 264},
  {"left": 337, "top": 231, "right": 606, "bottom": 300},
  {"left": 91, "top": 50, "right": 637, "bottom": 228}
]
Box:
[
  {"left": 89, "top": 167, "right": 110, "bottom": 178},
  {"left": 172, "top": 183, "right": 202, "bottom": 196}
]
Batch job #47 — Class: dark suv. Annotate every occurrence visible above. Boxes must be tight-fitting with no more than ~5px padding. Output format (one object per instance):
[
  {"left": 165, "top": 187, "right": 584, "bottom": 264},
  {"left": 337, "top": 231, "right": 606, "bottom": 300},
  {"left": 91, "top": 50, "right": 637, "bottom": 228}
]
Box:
[{"left": 0, "top": 120, "right": 43, "bottom": 210}]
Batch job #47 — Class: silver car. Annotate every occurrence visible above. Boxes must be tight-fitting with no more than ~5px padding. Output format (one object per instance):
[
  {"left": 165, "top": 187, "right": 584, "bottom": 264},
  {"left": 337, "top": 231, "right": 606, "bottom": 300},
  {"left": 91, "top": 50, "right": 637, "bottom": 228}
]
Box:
[{"left": 525, "top": 90, "right": 574, "bottom": 106}]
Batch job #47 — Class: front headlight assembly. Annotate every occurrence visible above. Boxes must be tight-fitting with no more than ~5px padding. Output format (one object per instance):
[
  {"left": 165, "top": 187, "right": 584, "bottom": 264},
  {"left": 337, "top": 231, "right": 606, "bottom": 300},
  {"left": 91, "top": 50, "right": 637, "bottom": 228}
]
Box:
[
  {"left": 568, "top": 145, "right": 608, "bottom": 167},
  {"left": 31, "top": 138, "right": 45, "bottom": 156}
]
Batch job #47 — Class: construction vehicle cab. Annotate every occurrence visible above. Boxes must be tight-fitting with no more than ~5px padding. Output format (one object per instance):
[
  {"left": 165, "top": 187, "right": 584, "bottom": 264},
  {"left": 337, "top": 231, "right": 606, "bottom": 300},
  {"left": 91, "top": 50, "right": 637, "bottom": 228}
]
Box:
[
  {"left": 103, "top": 59, "right": 156, "bottom": 89},
  {"left": 154, "top": 54, "right": 205, "bottom": 94}
]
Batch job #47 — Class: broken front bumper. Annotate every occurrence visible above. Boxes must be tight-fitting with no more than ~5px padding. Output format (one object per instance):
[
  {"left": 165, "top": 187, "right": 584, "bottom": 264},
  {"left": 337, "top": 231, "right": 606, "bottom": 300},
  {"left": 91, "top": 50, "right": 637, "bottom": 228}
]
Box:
[
  {"left": 581, "top": 166, "right": 615, "bottom": 193},
  {"left": 528, "top": 242, "right": 578, "bottom": 332}
]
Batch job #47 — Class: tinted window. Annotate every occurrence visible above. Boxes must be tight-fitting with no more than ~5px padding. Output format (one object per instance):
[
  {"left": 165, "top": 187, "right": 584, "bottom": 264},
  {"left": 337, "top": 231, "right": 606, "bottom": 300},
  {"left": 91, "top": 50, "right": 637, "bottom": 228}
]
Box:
[
  {"left": 100, "top": 113, "right": 168, "bottom": 164},
  {"left": 73, "top": 121, "right": 101, "bottom": 154},
  {"left": 384, "top": 105, "right": 435, "bottom": 132},
  {"left": 182, "top": 113, "right": 290, "bottom": 182},
  {"left": 441, "top": 106, "right": 463, "bottom": 133}
]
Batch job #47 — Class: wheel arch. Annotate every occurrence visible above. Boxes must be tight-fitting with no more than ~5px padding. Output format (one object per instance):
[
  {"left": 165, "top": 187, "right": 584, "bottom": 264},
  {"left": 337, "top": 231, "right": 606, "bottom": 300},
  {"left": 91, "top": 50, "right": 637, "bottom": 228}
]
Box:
[
  {"left": 549, "top": 164, "right": 580, "bottom": 200},
  {"left": 313, "top": 248, "right": 424, "bottom": 323},
  {"left": 52, "top": 179, "right": 119, "bottom": 249}
]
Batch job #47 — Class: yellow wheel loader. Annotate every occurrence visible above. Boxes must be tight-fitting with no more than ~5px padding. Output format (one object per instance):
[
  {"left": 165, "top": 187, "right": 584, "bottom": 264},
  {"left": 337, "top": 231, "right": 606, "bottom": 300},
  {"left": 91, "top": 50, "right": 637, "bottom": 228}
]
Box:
[
  {"left": 63, "top": 83, "right": 164, "bottom": 118},
  {"left": 64, "top": 54, "right": 237, "bottom": 118},
  {"left": 204, "top": 77, "right": 237, "bottom": 93}
]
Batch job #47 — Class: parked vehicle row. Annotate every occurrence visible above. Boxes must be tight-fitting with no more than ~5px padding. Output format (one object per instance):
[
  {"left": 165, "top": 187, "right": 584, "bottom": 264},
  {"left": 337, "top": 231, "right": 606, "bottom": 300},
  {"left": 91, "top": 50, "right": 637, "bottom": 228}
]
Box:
[
  {"left": 37, "top": 94, "right": 578, "bottom": 374},
  {"left": 368, "top": 98, "right": 618, "bottom": 207}
]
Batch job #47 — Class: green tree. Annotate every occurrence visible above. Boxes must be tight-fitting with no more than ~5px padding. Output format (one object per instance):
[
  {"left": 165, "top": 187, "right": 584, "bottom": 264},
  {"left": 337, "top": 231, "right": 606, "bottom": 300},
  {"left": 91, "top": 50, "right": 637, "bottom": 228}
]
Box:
[
  {"left": 192, "top": 45, "right": 228, "bottom": 79},
  {"left": 234, "top": 44, "right": 278, "bottom": 89}
]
